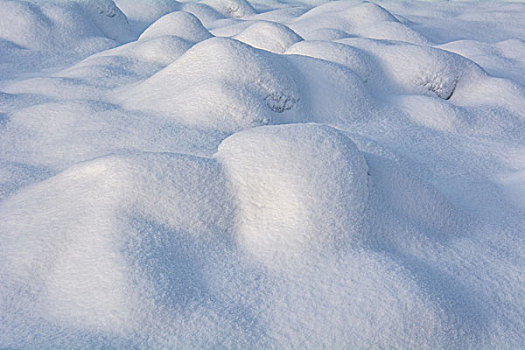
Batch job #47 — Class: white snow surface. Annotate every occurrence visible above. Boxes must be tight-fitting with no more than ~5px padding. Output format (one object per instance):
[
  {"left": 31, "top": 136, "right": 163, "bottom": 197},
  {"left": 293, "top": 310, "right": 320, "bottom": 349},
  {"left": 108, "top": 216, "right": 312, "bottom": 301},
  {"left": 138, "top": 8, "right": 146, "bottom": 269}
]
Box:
[{"left": 1, "top": 0, "right": 524, "bottom": 348}]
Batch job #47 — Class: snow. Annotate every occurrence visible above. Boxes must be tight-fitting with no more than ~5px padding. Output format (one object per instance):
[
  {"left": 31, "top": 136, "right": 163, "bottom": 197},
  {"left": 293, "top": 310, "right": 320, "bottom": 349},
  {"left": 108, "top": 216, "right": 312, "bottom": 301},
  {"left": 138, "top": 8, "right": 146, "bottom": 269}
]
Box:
[
  {"left": 1, "top": 0, "right": 524, "bottom": 348},
  {"left": 138, "top": 10, "right": 213, "bottom": 42},
  {"left": 286, "top": 40, "right": 372, "bottom": 81},
  {"left": 117, "top": 37, "right": 303, "bottom": 132},
  {"left": 200, "top": 0, "right": 256, "bottom": 18},
  {"left": 234, "top": 21, "right": 303, "bottom": 53},
  {"left": 113, "top": 0, "right": 182, "bottom": 32},
  {"left": 216, "top": 124, "right": 369, "bottom": 269}
]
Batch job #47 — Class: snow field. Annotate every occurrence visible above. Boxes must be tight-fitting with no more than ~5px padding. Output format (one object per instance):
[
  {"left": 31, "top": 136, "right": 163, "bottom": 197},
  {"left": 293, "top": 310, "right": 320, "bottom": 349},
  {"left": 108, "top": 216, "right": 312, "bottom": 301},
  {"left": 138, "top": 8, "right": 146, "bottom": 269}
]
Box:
[{"left": 1, "top": 0, "right": 524, "bottom": 348}]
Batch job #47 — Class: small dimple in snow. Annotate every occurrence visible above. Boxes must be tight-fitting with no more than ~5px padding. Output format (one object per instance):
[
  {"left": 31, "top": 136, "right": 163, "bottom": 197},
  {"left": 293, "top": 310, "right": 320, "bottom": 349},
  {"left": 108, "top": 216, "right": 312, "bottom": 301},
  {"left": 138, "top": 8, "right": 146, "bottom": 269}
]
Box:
[
  {"left": 265, "top": 94, "right": 298, "bottom": 113},
  {"left": 417, "top": 72, "right": 457, "bottom": 100},
  {"left": 228, "top": 4, "right": 240, "bottom": 15},
  {"left": 94, "top": 3, "right": 119, "bottom": 19}
]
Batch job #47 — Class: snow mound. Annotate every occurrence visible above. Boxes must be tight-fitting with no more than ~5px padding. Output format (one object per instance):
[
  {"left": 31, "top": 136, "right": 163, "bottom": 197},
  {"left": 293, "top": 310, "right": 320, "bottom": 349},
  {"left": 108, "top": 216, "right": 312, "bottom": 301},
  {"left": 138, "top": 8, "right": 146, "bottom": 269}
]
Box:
[
  {"left": 0, "top": 153, "right": 244, "bottom": 346},
  {"left": 286, "top": 40, "right": 372, "bottom": 82},
  {"left": 398, "top": 94, "right": 524, "bottom": 137},
  {"left": 216, "top": 124, "right": 369, "bottom": 269},
  {"left": 339, "top": 38, "right": 482, "bottom": 100},
  {"left": 0, "top": 100, "right": 225, "bottom": 171},
  {"left": 178, "top": 2, "right": 225, "bottom": 27},
  {"left": 54, "top": 36, "right": 192, "bottom": 89},
  {"left": 438, "top": 39, "right": 525, "bottom": 86},
  {"left": 139, "top": 11, "right": 213, "bottom": 43},
  {"left": 233, "top": 21, "right": 302, "bottom": 53},
  {"left": 112, "top": 35, "right": 192, "bottom": 65},
  {"left": 0, "top": 0, "right": 132, "bottom": 51},
  {"left": 0, "top": 133, "right": 452, "bottom": 349},
  {"left": 118, "top": 37, "right": 301, "bottom": 132},
  {"left": 113, "top": 0, "right": 181, "bottom": 29},
  {"left": 291, "top": 2, "right": 420, "bottom": 43},
  {"left": 69, "top": 0, "right": 132, "bottom": 42},
  {"left": 200, "top": 0, "right": 256, "bottom": 18},
  {"left": 341, "top": 2, "right": 399, "bottom": 26},
  {"left": 356, "top": 21, "right": 429, "bottom": 45}
]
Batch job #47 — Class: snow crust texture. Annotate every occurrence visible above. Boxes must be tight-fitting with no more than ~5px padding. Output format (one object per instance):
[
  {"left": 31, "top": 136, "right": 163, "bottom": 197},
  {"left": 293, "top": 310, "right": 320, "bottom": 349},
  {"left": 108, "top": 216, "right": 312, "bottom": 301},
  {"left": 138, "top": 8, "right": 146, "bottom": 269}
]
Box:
[{"left": 1, "top": 0, "right": 525, "bottom": 349}]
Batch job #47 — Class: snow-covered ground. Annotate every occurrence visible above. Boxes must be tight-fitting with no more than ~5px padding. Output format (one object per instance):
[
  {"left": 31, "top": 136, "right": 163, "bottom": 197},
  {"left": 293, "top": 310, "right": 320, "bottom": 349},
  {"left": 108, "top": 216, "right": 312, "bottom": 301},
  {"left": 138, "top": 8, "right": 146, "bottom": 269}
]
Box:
[{"left": 1, "top": 0, "right": 524, "bottom": 348}]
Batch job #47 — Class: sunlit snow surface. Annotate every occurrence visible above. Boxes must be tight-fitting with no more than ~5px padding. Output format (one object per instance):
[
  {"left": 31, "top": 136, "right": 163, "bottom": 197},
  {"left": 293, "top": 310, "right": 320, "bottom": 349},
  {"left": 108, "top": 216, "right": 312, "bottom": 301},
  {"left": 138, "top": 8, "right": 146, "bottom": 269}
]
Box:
[{"left": 1, "top": 0, "right": 524, "bottom": 348}]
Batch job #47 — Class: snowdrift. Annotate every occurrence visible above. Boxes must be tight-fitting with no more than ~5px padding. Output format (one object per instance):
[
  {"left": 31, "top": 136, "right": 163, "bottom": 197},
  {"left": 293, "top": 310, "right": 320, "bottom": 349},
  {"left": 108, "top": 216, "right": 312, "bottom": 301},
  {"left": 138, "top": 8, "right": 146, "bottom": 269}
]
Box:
[
  {"left": 216, "top": 124, "right": 369, "bottom": 268},
  {"left": 117, "top": 37, "right": 303, "bottom": 132},
  {"left": 1, "top": 0, "right": 524, "bottom": 348},
  {"left": 138, "top": 11, "right": 212, "bottom": 42},
  {"left": 234, "top": 21, "right": 303, "bottom": 53},
  {"left": 0, "top": 0, "right": 132, "bottom": 50},
  {"left": 1, "top": 124, "right": 479, "bottom": 348}
]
